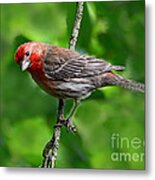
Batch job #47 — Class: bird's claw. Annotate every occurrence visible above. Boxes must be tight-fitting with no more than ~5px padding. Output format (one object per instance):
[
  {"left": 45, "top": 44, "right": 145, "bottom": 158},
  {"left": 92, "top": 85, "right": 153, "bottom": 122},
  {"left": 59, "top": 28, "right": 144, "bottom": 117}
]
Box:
[
  {"left": 65, "top": 119, "right": 77, "bottom": 133},
  {"left": 54, "top": 119, "right": 77, "bottom": 133}
]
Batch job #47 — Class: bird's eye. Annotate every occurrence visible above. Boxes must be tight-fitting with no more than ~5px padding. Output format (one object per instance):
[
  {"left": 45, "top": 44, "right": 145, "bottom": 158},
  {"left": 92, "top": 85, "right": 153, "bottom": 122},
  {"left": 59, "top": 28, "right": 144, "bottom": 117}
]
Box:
[{"left": 25, "top": 51, "right": 30, "bottom": 57}]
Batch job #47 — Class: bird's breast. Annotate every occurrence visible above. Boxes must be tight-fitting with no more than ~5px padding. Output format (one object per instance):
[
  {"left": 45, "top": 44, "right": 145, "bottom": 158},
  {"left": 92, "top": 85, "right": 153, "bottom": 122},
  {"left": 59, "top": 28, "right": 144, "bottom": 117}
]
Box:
[{"left": 30, "top": 69, "right": 58, "bottom": 97}]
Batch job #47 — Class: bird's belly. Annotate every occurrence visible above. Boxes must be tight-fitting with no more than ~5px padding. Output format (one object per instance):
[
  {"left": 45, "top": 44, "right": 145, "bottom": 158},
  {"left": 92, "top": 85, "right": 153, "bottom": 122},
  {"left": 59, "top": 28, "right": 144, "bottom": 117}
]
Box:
[
  {"left": 32, "top": 72, "right": 94, "bottom": 99},
  {"left": 53, "top": 80, "right": 94, "bottom": 99}
]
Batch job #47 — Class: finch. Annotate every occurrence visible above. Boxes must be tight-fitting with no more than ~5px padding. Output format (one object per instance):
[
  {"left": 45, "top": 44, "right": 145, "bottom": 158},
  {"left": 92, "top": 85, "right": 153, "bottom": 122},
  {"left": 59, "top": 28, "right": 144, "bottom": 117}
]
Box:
[{"left": 14, "top": 42, "right": 144, "bottom": 131}]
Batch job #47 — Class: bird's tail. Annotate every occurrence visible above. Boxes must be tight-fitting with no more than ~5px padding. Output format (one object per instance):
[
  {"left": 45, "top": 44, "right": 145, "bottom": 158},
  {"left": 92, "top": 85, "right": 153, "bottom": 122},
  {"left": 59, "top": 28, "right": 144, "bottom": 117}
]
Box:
[{"left": 102, "top": 73, "right": 145, "bottom": 93}]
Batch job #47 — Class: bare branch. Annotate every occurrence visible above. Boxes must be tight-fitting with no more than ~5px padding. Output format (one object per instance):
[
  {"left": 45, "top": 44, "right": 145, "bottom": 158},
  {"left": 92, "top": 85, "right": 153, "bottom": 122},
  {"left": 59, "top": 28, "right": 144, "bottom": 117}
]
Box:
[
  {"left": 40, "top": 2, "right": 84, "bottom": 168},
  {"left": 40, "top": 99, "right": 64, "bottom": 168},
  {"left": 69, "top": 2, "right": 84, "bottom": 50}
]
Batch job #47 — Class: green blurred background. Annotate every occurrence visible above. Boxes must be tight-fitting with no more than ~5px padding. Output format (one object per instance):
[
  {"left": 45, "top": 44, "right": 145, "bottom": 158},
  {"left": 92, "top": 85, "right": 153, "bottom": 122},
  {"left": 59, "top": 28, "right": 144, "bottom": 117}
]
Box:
[{"left": 0, "top": 1, "right": 145, "bottom": 169}]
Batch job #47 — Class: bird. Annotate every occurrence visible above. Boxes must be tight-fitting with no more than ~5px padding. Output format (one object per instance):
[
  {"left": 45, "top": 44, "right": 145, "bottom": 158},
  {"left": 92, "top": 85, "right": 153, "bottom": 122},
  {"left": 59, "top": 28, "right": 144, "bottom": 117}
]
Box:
[{"left": 14, "top": 42, "right": 145, "bottom": 132}]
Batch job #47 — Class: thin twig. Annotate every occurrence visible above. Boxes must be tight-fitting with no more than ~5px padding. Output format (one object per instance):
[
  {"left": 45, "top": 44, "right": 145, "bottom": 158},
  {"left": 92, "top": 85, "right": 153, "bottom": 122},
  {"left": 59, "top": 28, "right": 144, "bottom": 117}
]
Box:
[
  {"left": 40, "top": 2, "right": 84, "bottom": 168},
  {"left": 69, "top": 2, "right": 84, "bottom": 50}
]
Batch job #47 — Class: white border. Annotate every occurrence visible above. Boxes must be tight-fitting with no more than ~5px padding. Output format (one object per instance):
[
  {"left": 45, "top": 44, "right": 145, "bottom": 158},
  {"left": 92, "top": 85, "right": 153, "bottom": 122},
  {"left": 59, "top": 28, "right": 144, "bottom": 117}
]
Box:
[
  {"left": 1, "top": 0, "right": 155, "bottom": 179},
  {"left": 0, "top": 0, "right": 140, "bottom": 3}
]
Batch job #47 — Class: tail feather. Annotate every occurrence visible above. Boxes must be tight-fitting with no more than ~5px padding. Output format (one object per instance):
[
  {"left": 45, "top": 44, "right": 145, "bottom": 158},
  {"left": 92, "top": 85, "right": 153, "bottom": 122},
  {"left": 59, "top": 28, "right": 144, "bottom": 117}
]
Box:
[
  {"left": 112, "top": 74, "right": 145, "bottom": 93},
  {"left": 111, "top": 65, "right": 125, "bottom": 72},
  {"left": 101, "top": 73, "right": 145, "bottom": 93}
]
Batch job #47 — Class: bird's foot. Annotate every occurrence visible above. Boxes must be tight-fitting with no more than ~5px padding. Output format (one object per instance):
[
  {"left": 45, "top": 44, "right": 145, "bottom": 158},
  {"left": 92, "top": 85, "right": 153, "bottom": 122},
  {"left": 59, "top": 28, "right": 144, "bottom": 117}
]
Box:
[
  {"left": 54, "top": 119, "right": 77, "bottom": 133},
  {"left": 65, "top": 119, "right": 77, "bottom": 133}
]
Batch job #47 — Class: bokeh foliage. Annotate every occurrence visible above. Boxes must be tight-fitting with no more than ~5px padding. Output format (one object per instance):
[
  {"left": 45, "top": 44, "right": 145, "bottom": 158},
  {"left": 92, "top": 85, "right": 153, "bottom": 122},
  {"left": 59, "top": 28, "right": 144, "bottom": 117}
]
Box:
[{"left": 0, "top": 1, "right": 144, "bottom": 169}]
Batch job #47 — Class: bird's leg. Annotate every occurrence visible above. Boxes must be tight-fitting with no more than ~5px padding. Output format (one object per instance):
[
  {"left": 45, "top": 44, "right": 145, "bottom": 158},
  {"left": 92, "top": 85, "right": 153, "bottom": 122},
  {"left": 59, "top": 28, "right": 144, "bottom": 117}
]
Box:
[
  {"left": 54, "top": 99, "right": 65, "bottom": 128},
  {"left": 54, "top": 99, "right": 80, "bottom": 133},
  {"left": 65, "top": 100, "right": 80, "bottom": 133},
  {"left": 57, "top": 99, "right": 65, "bottom": 120}
]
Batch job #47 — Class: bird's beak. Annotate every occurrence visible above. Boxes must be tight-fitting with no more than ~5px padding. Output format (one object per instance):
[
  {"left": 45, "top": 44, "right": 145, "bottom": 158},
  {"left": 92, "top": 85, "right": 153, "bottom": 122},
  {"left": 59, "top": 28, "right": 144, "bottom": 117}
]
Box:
[{"left": 20, "top": 58, "right": 31, "bottom": 71}]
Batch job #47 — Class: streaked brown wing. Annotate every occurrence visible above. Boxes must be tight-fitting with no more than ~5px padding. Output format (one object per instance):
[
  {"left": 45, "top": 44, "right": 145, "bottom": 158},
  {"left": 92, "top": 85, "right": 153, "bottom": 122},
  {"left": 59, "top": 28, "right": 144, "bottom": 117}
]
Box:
[{"left": 43, "top": 53, "right": 124, "bottom": 80}]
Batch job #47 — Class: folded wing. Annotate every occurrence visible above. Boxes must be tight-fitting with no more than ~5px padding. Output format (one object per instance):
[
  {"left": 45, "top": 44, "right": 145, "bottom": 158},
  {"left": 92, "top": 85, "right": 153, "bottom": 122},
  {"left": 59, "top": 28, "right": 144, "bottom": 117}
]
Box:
[{"left": 43, "top": 54, "right": 125, "bottom": 80}]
